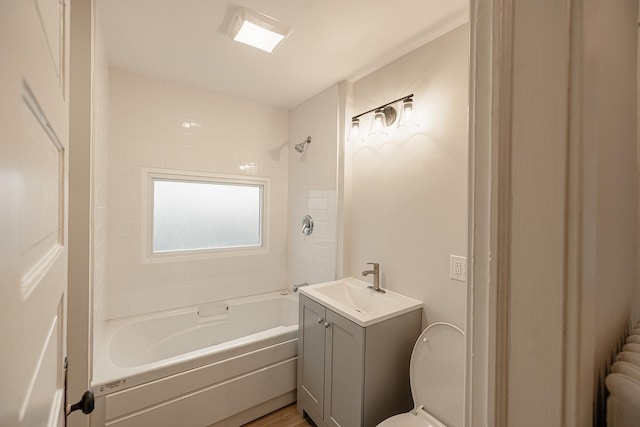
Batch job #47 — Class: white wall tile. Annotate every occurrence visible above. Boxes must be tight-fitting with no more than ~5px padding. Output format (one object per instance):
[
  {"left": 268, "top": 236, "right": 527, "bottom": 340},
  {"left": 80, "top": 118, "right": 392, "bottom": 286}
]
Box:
[
  {"left": 105, "top": 70, "right": 289, "bottom": 320},
  {"left": 287, "top": 86, "right": 340, "bottom": 287}
]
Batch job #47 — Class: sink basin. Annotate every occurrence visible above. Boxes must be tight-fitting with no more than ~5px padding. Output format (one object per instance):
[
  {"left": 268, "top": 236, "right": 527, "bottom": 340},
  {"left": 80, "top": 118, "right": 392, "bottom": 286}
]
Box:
[{"left": 298, "top": 277, "right": 422, "bottom": 327}]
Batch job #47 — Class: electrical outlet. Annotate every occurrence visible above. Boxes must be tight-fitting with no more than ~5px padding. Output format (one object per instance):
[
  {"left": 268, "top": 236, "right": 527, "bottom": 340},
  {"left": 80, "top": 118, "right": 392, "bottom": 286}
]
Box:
[{"left": 449, "top": 255, "right": 467, "bottom": 282}]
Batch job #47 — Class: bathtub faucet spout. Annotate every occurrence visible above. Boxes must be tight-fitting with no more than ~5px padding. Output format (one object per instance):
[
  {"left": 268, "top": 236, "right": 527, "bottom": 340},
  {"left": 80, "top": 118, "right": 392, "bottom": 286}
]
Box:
[{"left": 292, "top": 282, "right": 310, "bottom": 292}]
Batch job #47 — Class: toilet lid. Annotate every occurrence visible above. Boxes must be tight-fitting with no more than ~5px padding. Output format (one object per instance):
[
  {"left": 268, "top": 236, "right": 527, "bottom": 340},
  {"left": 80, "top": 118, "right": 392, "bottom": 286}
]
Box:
[{"left": 410, "top": 323, "right": 465, "bottom": 427}]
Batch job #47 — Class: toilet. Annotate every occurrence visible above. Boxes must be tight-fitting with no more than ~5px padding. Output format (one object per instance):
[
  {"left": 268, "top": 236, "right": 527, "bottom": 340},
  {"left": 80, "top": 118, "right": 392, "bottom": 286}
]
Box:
[{"left": 377, "top": 322, "right": 465, "bottom": 427}]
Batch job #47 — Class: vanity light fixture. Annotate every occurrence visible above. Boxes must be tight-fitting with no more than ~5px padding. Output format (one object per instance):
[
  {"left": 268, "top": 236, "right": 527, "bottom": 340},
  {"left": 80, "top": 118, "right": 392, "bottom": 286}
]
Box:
[
  {"left": 227, "top": 7, "right": 291, "bottom": 53},
  {"left": 181, "top": 120, "right": 202, "bottom": 129},
  {"left": 398, "top": 96, "right": 419, "bottom": 128},
  {"left": 348, "top": 117, "right": 364, "bottom": 142},
  {"left": 369, "top": 109, "right": 386, "bottom": 136},
  {"left": 348, "top": 94, "right": 417, "bottom": 142}
]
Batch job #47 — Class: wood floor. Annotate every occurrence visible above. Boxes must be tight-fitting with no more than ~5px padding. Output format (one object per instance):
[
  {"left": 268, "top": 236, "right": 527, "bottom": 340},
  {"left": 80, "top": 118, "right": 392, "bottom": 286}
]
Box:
[{"left": 242, "top": 404, "right": 315, "bottom": 427}]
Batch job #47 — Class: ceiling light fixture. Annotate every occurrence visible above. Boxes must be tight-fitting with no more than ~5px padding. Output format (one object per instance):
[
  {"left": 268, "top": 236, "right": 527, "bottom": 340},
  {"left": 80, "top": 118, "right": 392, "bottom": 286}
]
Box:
[
  {"left": 227, "top": 7, "right": 291, "bottom": 53},
  {"left": 348, "top": 94, "right": 418, "bottom": 142}
]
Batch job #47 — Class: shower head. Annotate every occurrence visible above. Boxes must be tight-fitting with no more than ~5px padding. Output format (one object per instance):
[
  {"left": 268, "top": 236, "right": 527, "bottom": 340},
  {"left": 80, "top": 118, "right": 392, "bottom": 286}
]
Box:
[{"left": 295, "top": 136, "right": 312, "bottom": 153}]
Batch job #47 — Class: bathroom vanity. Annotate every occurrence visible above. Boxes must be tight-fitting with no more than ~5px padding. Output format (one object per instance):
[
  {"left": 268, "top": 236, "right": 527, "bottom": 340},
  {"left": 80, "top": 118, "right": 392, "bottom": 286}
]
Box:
[{"left": 297, "top": 278, "right": 423, "bottom": 427}]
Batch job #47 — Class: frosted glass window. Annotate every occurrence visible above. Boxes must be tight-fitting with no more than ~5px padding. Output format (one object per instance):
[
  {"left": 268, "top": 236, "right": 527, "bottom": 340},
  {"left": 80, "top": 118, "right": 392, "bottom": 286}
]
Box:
[{"left": 152, "top": 179, "right": 263, "bottom": 253}]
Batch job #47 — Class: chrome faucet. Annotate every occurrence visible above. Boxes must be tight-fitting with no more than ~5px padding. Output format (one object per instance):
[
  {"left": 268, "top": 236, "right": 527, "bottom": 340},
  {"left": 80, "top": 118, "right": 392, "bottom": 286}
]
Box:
[
  {"left": 362, "top": 263, "right": 385, "bottom": 293},
  {"left": 292, "top": 282, "right": 310, "bottom": 292}
]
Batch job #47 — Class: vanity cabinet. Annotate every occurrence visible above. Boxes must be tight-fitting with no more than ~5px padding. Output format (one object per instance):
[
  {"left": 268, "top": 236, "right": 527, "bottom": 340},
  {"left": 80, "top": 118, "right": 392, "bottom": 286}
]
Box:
[{"left": 297, "top": 294, "right": 422, "bottom": 427}]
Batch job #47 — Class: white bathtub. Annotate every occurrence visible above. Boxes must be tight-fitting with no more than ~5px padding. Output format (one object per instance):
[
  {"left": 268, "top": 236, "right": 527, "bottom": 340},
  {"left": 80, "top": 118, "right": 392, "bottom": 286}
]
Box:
[{"left": 91, "top": 291, "right": 299, "bottom": 427}]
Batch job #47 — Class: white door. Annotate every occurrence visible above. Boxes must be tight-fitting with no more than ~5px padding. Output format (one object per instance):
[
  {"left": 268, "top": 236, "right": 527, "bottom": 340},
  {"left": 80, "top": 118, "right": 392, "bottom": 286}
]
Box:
[{"left": 0, "top": 0, "right": 71, "bottom": 426}]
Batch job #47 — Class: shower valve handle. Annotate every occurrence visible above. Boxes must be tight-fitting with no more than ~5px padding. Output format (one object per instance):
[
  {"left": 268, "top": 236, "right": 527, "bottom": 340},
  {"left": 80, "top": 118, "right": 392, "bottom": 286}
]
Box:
[{"left": 302, "top": 215, "right": 313, "bottom": 235}]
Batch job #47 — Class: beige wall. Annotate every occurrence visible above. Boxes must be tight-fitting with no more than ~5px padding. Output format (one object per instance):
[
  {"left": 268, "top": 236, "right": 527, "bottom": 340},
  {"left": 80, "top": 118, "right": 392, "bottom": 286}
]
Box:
[
  {"left": 287, "top": 85, "right": 340, "bottom": 286},
  {"left": 589, "top": 0, "right": 639, "bottom": 370},
  {"left": 105, "top": 70, "right": 289, "bottom": 320},
  {"left": 92, "top": 5, "right": 109, "bottom": 326},
  {"left": 581, "top": 0, "right": 639, "bottom": 423},
  {"left": 90, "top": 5, "right": 110, "bottom": 384},
  {"left": 506, "top": 2, "right": 570, "bottom": 423},
  {"left": 347, "top": 24, "right": 469, "bottom": 328},
  {"left": 68, "top": 1, "right": 93, "bottom": 425}
]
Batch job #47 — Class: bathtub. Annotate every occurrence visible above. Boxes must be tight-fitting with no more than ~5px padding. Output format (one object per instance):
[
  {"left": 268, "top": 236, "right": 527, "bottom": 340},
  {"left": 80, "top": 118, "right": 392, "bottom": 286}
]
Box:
[{"left": 91, "top": 291, "right": 299, "bottom": 427}]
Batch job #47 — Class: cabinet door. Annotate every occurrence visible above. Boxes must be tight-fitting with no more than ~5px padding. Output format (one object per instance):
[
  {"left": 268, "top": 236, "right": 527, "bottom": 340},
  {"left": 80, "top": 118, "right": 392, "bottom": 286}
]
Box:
[
  {"left": 324, "top": 310, "right": 365, "bottom": 427},
  {"left": 298, "top": 296, "right": 327, "bottom": 418}
]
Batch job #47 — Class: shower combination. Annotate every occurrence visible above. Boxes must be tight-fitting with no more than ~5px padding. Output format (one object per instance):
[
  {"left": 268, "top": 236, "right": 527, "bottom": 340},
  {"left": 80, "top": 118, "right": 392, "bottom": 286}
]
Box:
[
  {"left": 294, "top": 136, "right": 312, "bottom": 153},
  {"left": 294, "top": 136, "right": 314, "bottom": 239}
]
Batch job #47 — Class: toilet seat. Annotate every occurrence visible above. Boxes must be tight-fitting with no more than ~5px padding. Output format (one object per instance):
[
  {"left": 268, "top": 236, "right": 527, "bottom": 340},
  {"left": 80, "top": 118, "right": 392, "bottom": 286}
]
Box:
[
  {"left": 377, "top": 322, "right": 465, "bottom": 427},
  {"left": 377, "top": 406, "right": 446, "bottom": 427}
]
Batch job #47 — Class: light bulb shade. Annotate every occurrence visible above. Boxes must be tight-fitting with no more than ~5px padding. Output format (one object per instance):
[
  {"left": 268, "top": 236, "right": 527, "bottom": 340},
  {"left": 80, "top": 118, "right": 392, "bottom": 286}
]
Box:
[
  {"left": 348, "top": 117, "right": 364, "bottom": 142},
  {"left": 398, "top": 97, "right": 419, "bottom": 128},
  {"left": 369, "top": 108, "right": 389, "bottom": 136}
]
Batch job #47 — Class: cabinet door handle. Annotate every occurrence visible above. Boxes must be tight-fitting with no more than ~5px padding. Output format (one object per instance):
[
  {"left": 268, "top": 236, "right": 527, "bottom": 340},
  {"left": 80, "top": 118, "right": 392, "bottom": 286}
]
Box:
[
  {"left": 324, "top": 322, "right": 330, "bottom": 328},
  {"left": 317, "top": 318, "right": 323, "bottom": 324}
]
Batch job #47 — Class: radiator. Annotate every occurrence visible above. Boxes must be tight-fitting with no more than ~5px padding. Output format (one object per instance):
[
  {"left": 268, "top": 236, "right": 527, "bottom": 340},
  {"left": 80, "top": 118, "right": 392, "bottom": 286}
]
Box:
[{"left": 604, "top": 321, "right": 640, "bottom": 427}]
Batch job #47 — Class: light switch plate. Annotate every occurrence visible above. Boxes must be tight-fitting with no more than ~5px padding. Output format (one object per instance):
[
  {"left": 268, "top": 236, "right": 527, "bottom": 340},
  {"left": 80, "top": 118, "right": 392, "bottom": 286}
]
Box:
[{"left": 449, "top": 255, "right": 467, "bottom": 282}]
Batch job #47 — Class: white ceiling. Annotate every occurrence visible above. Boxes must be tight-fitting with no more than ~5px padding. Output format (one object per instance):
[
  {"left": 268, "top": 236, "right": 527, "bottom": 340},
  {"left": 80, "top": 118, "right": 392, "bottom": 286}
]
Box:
[{"left": 98, "top": 0, "right": 468, "bottom": 109}]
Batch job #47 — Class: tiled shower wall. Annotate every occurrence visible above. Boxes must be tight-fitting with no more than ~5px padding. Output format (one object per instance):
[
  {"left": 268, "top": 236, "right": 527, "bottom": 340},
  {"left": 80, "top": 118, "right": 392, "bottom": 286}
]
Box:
[
  {"left": 287, "top": 85, "right": 339, "bottom": 287},
  {"left": 105, "top": 70, "right": 289, "bottom": 320}
]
